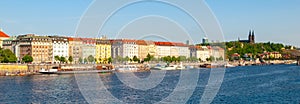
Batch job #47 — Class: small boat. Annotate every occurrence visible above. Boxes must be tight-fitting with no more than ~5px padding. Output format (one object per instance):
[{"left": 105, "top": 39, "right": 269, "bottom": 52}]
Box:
[
  {"left": 225, "top": 63, "right": 235, "bottom": 68},
  {"left": 39, "top": 67, "right": 59, "bottom": 74},
  {"left": 155, "top": 63, "right": 185, "bottom": 70},
  {"left": 186, "top": 65, "right": 194, "bottom": 69},
  {"left": 115, "top": 65, "right": 139, "bottom": 72}
]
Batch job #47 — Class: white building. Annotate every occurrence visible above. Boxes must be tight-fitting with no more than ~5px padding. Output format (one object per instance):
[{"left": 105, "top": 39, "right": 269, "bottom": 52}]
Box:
[
  {"left": 49, "top": 36, "right": 69, "bottom": 63},
  {"left": 197, "top": 46, "right": 211, "bottom": 62},
  {"left": 111, "top": 39, "right": 138, "bottom": 59},
  {"left": 154, "top": 42, "right": 189, "bottom": 58}
]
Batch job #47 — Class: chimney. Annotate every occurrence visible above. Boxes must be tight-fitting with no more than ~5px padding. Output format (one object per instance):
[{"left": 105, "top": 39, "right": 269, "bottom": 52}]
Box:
[{"left": 0, "top": 28, "right": 2, "bottom": 32}]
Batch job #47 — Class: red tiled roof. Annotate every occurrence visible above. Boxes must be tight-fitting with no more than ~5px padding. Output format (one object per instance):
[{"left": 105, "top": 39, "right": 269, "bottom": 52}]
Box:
[
  {"left": 136, "top": 40, "right": 147, "bottom": 45},
  {"left": 0, "top": 31, "right": 10, "bottom": 38},
  {"left": 68, "top": 37, "right": 74, "bottom": 41},
  {"left": 154, "top": 41, "right": 187, "bottom": 47}
]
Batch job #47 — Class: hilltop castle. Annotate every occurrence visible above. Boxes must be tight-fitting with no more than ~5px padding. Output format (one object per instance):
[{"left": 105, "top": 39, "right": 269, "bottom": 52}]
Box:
[{"left": 238, "top": 30, "right": 255, "bottom": 44}]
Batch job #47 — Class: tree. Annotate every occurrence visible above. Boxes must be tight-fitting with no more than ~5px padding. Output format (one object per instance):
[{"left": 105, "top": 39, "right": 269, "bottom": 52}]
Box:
[
  {"left": 171, "top": 56, "right": 177, "bottom": 62},
  {"left": 68, "top": 56, "right": 73, "bottom": 64},
  {"left": 60, "top": 56, "right": 66, "bottom": 63},
  {"left": 22, "top": 55, "right": 33, "bottom": 63},
  {"left": 133, "top": 56, "right": 140, "bottom": 62},
  {"left": 108, "top": 57, "right": 112, "bottom": 64},
  {"left": 79, "top": 57, "right": 83, "bottom": 64},
  {"left": 84, "top": 58, "right": 88, "bottom": 63},
  {"left": 87, "top": 55, "right": 95, "bottom": 63},
  {"left": 54, "top": 56, "right": 60, "bottom": 62},
  {"left": 124, "top": 56, "right": 130, "bottom": 62},
  {"left": 0, "top": 49, "right": 17, "bottom": 63},
  {"left": 178, "top": 56, "right": 187, "bottom": 62}
]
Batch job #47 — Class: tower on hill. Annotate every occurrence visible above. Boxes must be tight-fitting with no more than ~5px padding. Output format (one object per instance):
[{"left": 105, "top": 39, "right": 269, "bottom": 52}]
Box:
[{"left": 239, "top": 30, "right": 255, "bottom": 44}]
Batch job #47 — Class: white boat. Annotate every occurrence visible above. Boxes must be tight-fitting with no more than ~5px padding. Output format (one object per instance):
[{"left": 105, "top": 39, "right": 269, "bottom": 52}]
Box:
[
  {"left": 156, "top": 63, "right": 185, "bottom": 70},
  {"left": 186, "top": 65, "right": 195, "bottom": 69},
  {"left": 115, "top": 65, "right": 139, "bottom": 72},
  {"left": 225, "top": 63, "right": 235, "bottom": 68},
  {"left": 39, "top": 67, "right": 59, "bottom": 74}
]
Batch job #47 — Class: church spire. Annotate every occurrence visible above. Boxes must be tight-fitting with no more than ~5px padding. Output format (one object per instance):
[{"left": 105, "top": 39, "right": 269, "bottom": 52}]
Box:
[{"left": 252, "top": 30, "right": 255, "bottom": 43}]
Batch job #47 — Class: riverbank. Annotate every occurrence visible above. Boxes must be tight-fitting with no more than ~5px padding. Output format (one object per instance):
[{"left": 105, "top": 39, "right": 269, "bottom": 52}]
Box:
[{"left": 0, "top": 60, "right": 298, "bottom": 76}]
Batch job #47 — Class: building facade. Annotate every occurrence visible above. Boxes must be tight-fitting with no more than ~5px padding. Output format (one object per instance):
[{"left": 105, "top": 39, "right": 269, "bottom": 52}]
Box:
[
  {"left": 81, "top": 38, "right": 96, "bottom": 63},
  {"left": 95, "top": 39, "right": 111, "bottom": 64},
  {"left": 111, "top": 39, "right": 138, "bottom": 59},
  {"left": 49, "top": 36, "right": 69, "bottom": 63},
  {"left": 68, "top": 38, "right": 82, "bottom": 64},
  {"left": 15, "top": 35, "right": 52, "bottom": 63},
  {"left": 155, "top": 42, "right": 189, "bottom": 58}
]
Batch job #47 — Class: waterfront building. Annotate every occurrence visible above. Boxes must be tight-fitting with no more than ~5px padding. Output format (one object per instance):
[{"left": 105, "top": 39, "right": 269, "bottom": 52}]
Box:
[
  {"left": 189, "top": 45, "right": 198, "bottom": 58},
  {"left": 68, "top": 37, "right": 82, "bottom": 64},
  {"left": 174, "top": 42, "right": 190, "bottom": 58},
  {"left": 210, "top": 46, "right": 225, "bottom": 60},
  {"left": 136, "top": 40, "right": 147, "bottom": 60},
  {"left": 197, "top": 46, "right": 211, "bottom": 62},
  {"left": 154, "top": 42, "right": 189, "bottom": 58},
  {"left": 15, "top": 34, "right": 52, "bottom": 63},
  {"left": 81, "top": 38, "right": 96, "bottom": 63},
  {"left": 111, "top": 39, "right": 138, "bottom": 59},
  {"left": 155, "top": 42, "right": 172, "bottom": 58},
  {"left": 49, "top": 36, "right": 69, "bottom": 63},
  {"left": 147, "top": 41, "right": 156, "bottom": 56},
  {"left": 95, "top": 38, "right": 111, "bottom": 64},
  {"left": 0, "top": 29, "right": 10, "bottom": 48},
  {"left": 2, "top": 38, "right": 14, "bottom": 51}
]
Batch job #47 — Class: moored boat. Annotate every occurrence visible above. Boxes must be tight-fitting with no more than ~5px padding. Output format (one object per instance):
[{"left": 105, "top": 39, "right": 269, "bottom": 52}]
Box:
[
  {"left": 39, "top": 67, "right": 59, "bottom": 74},
  {"left": 115, "top": 65, "right": 139, "bottom": 72}
]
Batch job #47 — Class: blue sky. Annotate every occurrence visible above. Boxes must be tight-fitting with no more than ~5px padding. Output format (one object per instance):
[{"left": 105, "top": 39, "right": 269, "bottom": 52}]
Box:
[{"left": 0, "top": 0, "right": 299, "bottom": 47}]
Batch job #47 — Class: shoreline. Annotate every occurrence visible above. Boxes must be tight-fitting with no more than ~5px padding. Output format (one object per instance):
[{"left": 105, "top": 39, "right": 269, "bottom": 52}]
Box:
[{"left": 0, "top": 60, "right": 297, "bottom": 76}]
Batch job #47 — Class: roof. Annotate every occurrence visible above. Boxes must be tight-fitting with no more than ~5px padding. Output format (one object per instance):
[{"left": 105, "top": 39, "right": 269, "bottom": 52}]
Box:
[
  {"left": 136, "top": 40, "right": 147, "bottom": 45},
  {"left": 155, "top": 41, "right": 188, "bottom": 47},
  {"left": 0, "top": 31, "right": 10, "bottom": 38}
]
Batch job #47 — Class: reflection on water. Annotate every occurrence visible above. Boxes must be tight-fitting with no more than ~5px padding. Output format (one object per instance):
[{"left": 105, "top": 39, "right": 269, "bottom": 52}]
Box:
[{"left": 0, "top": 64, "right": 299, "bottom": 103}]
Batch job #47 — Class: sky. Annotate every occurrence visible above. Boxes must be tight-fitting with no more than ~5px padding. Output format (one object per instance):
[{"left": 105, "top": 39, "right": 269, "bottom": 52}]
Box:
[{"left": 0, "top": 0, "right": 299, "bottom": 47}]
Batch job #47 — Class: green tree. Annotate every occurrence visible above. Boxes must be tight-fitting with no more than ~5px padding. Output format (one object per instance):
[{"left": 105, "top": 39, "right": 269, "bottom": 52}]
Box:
[
  {"left": 79, "top": 57, "right": 83, "bottom": 64},
  {"left": 124, "top": 56, "right": 130, "bottom": 62},
  {"left": 60, "top": 56, "right": 66, "bottom": 63},
  {"left": 54, "top": 56, "right": 60, "bottom": 62},
  {"left": 68, "top": 56, "right": 73, "bottom": 64},
  {"left": 133, "top": 56, "right": 140, "bottom": 62},
  {"left": 171, "top": 56, "right": 177, "bottom": 62},
  {"left": 22, "top": 55, "right": 33, "bottom": 63},
  {"left": 108, "top": 57, "right": 112, "bottom": 64},
  {"left": 87, "top": 55, "right": 95, "bottom": 63},
  {"left": 0, "top": 49, "right": 17, "bottom": 63},
  {"left": 178, "top": 56, "right": 187, "bottom": 62},
  {"left": 84, "top": 58, "right": 88, "bottom": 63}
]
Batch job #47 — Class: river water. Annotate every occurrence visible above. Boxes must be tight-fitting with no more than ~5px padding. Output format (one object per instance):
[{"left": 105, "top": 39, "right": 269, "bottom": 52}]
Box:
[{"left": 0, "top": 64, "right": 299, "bottom": 103}]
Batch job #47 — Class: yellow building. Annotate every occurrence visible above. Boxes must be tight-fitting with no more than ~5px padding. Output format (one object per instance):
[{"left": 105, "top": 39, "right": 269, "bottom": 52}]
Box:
[{"left": 95, "top": 39, "right": 111, "bottom": 64}]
